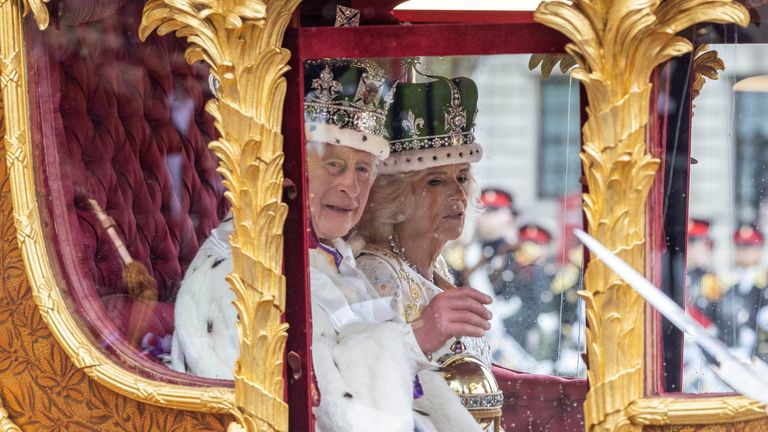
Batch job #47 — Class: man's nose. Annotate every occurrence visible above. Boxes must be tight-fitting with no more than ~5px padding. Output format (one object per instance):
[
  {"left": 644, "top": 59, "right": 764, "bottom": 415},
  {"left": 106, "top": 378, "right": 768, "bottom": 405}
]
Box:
[{"left": 338, "top": 168, "right": 360, "bottom": 197}]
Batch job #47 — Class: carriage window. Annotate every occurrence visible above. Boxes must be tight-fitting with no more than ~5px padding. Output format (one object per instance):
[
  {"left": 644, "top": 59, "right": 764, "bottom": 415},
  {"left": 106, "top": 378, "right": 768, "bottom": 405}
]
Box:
[
  {"left": 680, "top": 42, "right": 768, "bottom": 393},
  {"left": 27, "top": 0, "right": 231, "bottom": 384},
  {"left": 303, "top": 54, "right": 585, "bottom": 380}
]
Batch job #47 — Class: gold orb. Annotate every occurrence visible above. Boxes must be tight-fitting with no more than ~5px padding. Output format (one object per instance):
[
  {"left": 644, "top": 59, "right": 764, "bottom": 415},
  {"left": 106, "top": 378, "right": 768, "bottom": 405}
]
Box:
[{"left": 440, "top": 354, "right": 503, "bottom": 430}]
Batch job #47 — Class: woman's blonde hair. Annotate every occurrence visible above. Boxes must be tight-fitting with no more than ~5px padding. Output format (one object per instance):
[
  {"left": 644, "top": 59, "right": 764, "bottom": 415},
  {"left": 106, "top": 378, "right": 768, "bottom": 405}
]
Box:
[{"left": 357, "top": 168, "right": 479, "bottom": 245}]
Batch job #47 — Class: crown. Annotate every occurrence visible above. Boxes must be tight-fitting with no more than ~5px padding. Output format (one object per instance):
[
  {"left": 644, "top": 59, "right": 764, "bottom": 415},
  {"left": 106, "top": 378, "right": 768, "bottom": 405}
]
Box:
[
  {"left": 379, "top": 67, "right": 482, "bottom": 174},
  {"left": 304, "top": 59, "right": 396, "bottom": 159}
]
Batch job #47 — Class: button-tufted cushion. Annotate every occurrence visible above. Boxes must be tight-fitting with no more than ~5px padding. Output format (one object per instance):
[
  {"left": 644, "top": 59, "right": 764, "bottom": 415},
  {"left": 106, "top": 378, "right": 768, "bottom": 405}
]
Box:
[
  {"left": 34, "top": 1, "right": 228, "bottom": 354},
  {"left": 492, "top": 366, "right": 587, "bottom": 431}
]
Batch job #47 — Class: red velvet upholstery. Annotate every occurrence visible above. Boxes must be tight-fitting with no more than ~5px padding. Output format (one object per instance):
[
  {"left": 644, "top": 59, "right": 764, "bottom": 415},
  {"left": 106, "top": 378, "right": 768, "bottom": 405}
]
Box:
[
  {"left": 57, "top": 24, "right": 226, "bottom": 302},
  {"left": 492, "top": 366, "right": 587, "bottom": 431},
  {"left": 27, "top": 0, "right": 227, "bottom": 379}
]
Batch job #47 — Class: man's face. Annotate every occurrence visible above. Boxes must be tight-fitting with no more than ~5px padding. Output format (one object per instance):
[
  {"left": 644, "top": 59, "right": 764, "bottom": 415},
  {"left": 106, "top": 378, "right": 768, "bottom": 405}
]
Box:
[
  {"left": 476, "top": 206, "right": 516, "bottom": 243},
  {"left": 735, "top": 244, "right": 763, "bottom": 268},
  {"left": 687, "top": 238, "right": 712, "bottom": 269},
  {"left": 307, "top": 143, "right": 377, "bottom": 242}
]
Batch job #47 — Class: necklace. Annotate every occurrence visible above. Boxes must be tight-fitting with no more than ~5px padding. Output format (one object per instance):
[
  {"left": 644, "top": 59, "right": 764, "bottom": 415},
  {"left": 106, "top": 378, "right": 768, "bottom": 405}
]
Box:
[{"left": 389, "top": 235, "right": 434, "bottom": 283}]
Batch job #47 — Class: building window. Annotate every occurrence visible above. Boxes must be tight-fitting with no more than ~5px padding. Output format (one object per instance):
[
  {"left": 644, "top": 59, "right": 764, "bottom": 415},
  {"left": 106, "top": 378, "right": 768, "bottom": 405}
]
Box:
[{"left": 538, "top": 77, "right": 581, "bottom": 198}]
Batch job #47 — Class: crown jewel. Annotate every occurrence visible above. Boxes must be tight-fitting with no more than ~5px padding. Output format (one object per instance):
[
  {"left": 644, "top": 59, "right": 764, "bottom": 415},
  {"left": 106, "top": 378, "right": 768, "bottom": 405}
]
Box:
[{"left": 304, "top": 59, "right": 396, "bottom": 139}]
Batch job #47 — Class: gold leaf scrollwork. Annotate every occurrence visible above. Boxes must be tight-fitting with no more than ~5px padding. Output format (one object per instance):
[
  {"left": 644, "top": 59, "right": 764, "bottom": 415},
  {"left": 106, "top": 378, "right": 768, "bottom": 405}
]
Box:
[
  {"left": 0, "top": 40, "right": 20, "bottom": 432},
  {"left": 534, "top": 0, "right": 749, "bottom": 430},
  {"left": 19, "top": 0, "right": 49, "bottom": 30},
  {"left": 0, "top": 75, "right": 15, "bottom": 432},
  {"left": 140, "top": 0, "right": 300, "bottom": 430},
  {"left": 0, "top": 405, "right": 22, "bottom": 432},
  {"left": 528, "top": 53, "right": 577, "bottom": 78},
  {"left": 692, "top": 44, "right": 725, "bottom": 101},
  {"left": 3, "top": 0, "right": 235, "bottom": 418},
  {"left": 627, "top": 396, "right": 767, "bottom": 425}
]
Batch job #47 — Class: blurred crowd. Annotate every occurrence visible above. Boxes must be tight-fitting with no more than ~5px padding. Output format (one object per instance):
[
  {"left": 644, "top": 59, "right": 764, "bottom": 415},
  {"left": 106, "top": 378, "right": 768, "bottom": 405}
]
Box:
[
  {"left": 683, "top": 219, "right": 768, "bottom": 392},
  {"left": 444, "top": 188, "right": 586, "bottom": 377}
]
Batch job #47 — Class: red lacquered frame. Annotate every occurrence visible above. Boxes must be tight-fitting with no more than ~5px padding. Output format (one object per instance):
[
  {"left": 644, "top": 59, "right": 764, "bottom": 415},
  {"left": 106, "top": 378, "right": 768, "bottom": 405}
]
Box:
[{"left": 280, "top": 8, "right": 587, "bottom": 431}]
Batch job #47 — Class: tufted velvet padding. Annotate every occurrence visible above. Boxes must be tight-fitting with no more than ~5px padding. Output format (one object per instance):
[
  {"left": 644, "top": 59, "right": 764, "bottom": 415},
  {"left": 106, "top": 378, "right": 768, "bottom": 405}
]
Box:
[
  {"left": 492, "top": 366, "right": 587, "bottom": 431},
  {"left": 57, "top": 23, "right": 226, "bottom": 302},
  {"left": 27, "top": 0, "right": 228, "bottom": 381}
]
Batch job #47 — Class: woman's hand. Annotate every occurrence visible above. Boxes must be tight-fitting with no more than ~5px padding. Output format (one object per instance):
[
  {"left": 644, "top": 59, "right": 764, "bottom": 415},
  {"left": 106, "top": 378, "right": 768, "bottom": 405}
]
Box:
[{"left": 411, "top": 288, "right": 493, "bottom": 355}]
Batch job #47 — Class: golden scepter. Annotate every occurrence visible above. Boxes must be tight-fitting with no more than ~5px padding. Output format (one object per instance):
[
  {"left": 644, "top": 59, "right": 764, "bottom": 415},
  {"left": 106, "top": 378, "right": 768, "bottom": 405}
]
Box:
[{"left": 87, "top": 199, "right": 158, "bottom": 346}]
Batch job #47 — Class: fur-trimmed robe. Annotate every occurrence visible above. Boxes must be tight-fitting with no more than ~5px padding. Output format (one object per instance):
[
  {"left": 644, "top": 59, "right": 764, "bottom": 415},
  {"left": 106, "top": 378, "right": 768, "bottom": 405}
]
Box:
[
  {"left": 171, "top": 215, "right": 480, "bottom": 431},
  {"left": 170, "top": 214, "right": 238, "bottom": 379},
  {"left": 310, "top": 240, "right": 481, "bottom": 432}
]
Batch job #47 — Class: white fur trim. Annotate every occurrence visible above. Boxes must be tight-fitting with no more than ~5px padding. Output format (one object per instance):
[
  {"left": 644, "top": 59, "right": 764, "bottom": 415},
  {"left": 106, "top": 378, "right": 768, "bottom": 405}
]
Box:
[
  {"left": 305, "top": 122, "right": 390, "bottom": 159},
  {"left": 171, "top": 217, "right": 239, "bottom": 380},
  {"left": 312, "top": 312, "right": 417, "bottom": 432},
  {"left": 379, "top": 142, "right": 483, "bottom": 174}
]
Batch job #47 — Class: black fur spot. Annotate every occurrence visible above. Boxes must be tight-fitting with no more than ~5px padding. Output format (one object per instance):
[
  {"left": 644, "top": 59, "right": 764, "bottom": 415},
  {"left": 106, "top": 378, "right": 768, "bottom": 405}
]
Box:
[
  {"left": 406, "top": 158, "right": 411, "bottom": 162},
  {"left": 446, "top": 153, "right": 451, "bottom": 157},
  {"left": 418, "top": 157, "right": 423, "bottom": 162},
  {"left": 362, "top": 135, "right": 368, "bottom": 141},
  {"left": 207, "top": 321, "right": 213, "bottom": 333},
  {"left": 212, "top": 258, "right": 225, "bottom": 268},
  {"left": 343, "top": 392, "right": 353, "bottom": 399},
  {"left": 459, "top": 152, "right": 464, "bottom": 157},
  {"left": 335, "top": 138, "right": 341, "bottom": 144},
  {"left": 433, "top": 156, "right": 438, "bottom": 161}
]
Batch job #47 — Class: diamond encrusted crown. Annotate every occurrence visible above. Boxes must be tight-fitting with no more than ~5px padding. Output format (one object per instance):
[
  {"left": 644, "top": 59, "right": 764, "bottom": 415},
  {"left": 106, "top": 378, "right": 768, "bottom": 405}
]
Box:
[{"left": 304, "top": 59, "right": 396, "bottom": 140}]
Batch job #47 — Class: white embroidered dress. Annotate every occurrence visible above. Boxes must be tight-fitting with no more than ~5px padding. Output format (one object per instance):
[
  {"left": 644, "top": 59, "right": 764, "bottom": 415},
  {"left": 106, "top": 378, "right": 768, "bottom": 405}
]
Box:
[
  {"left": 357, "top": 245, "right": 493, "bottom": 367},
  {"left": 310, "top": 239, "right": 481, "bottom": 432}
]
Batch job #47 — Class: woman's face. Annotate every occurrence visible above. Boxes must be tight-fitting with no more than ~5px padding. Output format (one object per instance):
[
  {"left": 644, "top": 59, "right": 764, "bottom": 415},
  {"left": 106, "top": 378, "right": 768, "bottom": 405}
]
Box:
[{"left": 397, "top": 163, "right": 471, "bottom": 245}]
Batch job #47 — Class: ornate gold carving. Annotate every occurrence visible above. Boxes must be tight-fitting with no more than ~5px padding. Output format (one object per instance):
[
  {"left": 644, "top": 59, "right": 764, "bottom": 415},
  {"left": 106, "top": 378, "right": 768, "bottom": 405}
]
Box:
[
  {"left": 644, "top": 417, "right": 768, "bottom": 432},
  {"left": 534, "top": 1, "right": 749, "bottom": 431},
  {"left": 19, "top": 0, "right": 49, "bottom": 30},
  {"left": 1, "top": 0, "right": 236, "bottom": 419},
  {"left": 628, "top": 396, "right": 767, "bottom": 425},
  {"left": 0, "top": 405, "right": 21, "bottom": 432},
  {"left": 692, "top": 44, "right": 725, "bottom": 101},
  {"left": 140, "top": 0, "right": 300, "bottom": 430},
  {"left": 528, "top": 53, "right": 577, "bottom": 78}
]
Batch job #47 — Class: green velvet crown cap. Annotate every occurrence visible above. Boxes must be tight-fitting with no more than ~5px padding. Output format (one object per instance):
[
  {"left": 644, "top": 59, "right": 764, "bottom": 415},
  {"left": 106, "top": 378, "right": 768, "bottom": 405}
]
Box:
[
  {"left": 303, "top": 59, "right": 396, "bottom": 159},
  {"left": 380, "top": 75, "right": 482, "bottom": 174}
]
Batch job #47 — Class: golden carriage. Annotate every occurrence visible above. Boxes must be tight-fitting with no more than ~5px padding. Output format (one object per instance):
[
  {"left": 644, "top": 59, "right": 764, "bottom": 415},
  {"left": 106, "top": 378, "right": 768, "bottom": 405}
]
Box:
[{"left": 1, "top": 0, "right": 766, "bottom": 430}]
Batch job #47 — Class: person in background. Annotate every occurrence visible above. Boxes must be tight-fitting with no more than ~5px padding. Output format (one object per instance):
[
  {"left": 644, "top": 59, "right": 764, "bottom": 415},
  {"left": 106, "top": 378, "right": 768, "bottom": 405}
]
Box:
[
  {"left": 717, "top": 224, "right": 768, "bottom": 362},
  {"left": 494, "top": 223, "right": 557, "bottom": 370},
  {"left": 685, "top": 219, "right": 721, "bottom": 328},
  {"left": 681, "top": 218, "right": 730, "bottom": 392}
]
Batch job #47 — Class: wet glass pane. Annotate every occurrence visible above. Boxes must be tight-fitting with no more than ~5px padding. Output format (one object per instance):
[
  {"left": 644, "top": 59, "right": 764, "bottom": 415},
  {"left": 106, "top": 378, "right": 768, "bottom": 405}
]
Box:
[
  {"left": 304, "top": 54, "right": 585, "bottom": 431},
  {"left": 681, "top": 42, "right": 768, "bottom": 393},
  {"left": 304, "top": 54, "right": 585, "bottom": 380},
  {"left": 27, "top": 0, "right": 230, "bottom": 383}
]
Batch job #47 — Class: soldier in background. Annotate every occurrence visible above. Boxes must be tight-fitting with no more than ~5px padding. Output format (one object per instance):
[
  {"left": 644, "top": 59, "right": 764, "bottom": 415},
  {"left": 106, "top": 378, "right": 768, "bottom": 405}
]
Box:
[
  {"left": 685, "top": 219, "right": 721, "bottom": 329},
  {"left": 549, "top": 244, "right": 585, "bottom": 376},
  {"left": 681, "top": 219, "right": 729, "bottom": 392},
  {"left": 494, "top": 223, "right": 556, "bottom": 368},
  {"left": 717, "top": 224, "right": 768, "bottom": 361}
]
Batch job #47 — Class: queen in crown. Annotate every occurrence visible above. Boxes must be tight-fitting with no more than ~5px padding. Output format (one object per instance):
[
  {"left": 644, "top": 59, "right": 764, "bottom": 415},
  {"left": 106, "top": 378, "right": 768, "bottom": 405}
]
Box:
[{"left": 356, "top": 66, "right": 504, "bottom": 431}]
